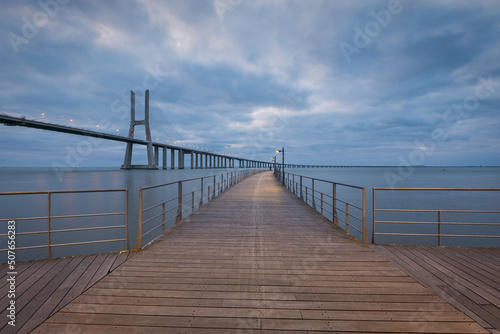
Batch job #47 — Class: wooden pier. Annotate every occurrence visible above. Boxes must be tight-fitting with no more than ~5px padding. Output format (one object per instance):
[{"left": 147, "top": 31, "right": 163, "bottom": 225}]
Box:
[{"left": 3, "top": 172, "right": 499, "bottom": 333}]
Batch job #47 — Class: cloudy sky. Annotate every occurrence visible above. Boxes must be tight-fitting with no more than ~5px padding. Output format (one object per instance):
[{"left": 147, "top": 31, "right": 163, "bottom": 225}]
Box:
[{"left": 1, "top": 0, "right": 499, "bottom": 167}]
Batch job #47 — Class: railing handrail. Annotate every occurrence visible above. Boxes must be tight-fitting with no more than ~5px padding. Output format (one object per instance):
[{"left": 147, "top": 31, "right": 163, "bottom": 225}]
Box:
[
  {"left": 278, "top": 171, "right": 368, "bottom": 244},
  {"left": 0, "top": 188, "right": 129, "bottom": 260},
  {"left": 141, "top": 170, "right": 254, "bottom": 191},
  {"left": 374, "top": 187, "right": 500, "bottom": 191},
  {"left": 286, "top": 172, "right": 365, "bottom": 190},
  {"left": 372, "top": 187, "right": 500, "bottom": 246},
  {"left": 0, "top": 188, "right": 128, "bottom": 196}
]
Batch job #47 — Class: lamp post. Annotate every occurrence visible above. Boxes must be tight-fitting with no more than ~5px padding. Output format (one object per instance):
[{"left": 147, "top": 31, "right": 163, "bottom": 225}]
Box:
[{"left": 275, "top": 147, "right": 284, "bottom": 186}]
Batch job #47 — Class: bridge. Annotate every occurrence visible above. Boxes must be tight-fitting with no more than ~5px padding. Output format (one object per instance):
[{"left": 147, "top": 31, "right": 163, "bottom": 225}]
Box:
[
  {"left": 0, "top": 89, "right": 275, "bottom": 170},
  {"left": 0, "top": 90, "right": 368, "bottom": 170}
]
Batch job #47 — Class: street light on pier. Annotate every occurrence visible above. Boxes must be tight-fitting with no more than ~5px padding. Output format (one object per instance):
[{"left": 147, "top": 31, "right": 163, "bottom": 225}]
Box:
[{"left": 275, "top": 147, "right": 284, "bottom": 186}]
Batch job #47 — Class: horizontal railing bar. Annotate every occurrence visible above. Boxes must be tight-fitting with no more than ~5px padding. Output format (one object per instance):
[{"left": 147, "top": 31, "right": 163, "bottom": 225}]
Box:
[
  {"left": 375, "top": 220, "right": 500, "bottom": 226},
  {"left": 141, "top": 170, "right": 255, "bottom": 191},
  {"left": 141, "top": 212, "right": 165, "bottom": 226},
  {"left": 375, "top": 232, "right": 500, "bottom": 239},
  {"left": 374, "top": 187, "right": 500, "bottom": 191},
  {"left": 0, "top": 245, "right": 47, "bottom": 252},
  {"left": 347, "top": 213, "right": 363, "bottom": 223},
  {"left": 142, "top": 224, "right": 163, "bottom": 238},
  {"left": 0, "top": 230, "right": 46, "bottom": 237},
  {"left": 286, "top": 172, "right": 365, "bottom": 190},
  {"left": 374, "top": 220, "right": 440, "bottom": 225},
  {"left": 375, "top": 233, "right": 439, "bottom": 237},
  {"left": 0, "top": 217, "right": 47, "bottom": 222},
  {"left": 440, "top": 234, "right": 500, "bottom": 238},
  {"left": 50, "top": 225, "right": 125, "bottom": 233},
  {"left": 50, "top": 212, "right": 126, "bottom": 219},
  {"left": 323, "top": 208, "right": 333, "bottom": 216},
  {"left": 51, "top": 238, "right": 126, "bottom": 247},
  {"left": 349, "top": 225, "right": 362, "bottom": 234},
  {"left": 375, "top": 208, "right": 500, "bottom": 214},
  {"left": 442, "top": 222, "right": 500, "bottom": 226},
  {"left": 0, "top": 189, "right": 127, "bottom": 196},
  {"left": 143, "top": 198, "right": 177, "bottom": 213}
]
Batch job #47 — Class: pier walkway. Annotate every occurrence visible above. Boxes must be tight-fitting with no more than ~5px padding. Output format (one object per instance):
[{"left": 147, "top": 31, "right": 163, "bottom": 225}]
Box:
[{"left": 27, "top": 171, "right": 492, "bottom": 333}]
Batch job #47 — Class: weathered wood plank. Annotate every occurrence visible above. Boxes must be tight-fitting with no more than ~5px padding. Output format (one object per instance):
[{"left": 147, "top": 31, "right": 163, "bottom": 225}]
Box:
[{"left": 374, "top": 244, "right": 500, "bottom": 331}]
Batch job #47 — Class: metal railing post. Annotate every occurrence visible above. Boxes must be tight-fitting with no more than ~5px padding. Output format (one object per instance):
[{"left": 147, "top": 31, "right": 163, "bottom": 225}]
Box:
[
  {"left": 192, "top": 191, "right": 195, "bottom": 213},
  {"left": 362, "top": 187, "right": 368, "bottom": 244},
  {"left": 200, "top": 178, "right": 204, "bottom": 207},
  {"left": 312, "top": 179, "right": 316, "bottom": 209},
  {"left": 345, "top": 203, "right": 349, "bottom": 234},
  {"left": 162, "top": 202, "right": 166, "bottom": 233},
  {"left": 126, "top": 189, "right": 130, "bottom": 250},
  {"left": 300, "top": 176, "right": 303, "bottom": 200},
  {"left": 47, "top": 192, "right": 52, "bottom": 259},
  {"left": 320, "top": 193, "right": 324, "bottom": 215},
  {"left": 213, "top": 175, "right": 216, "bottom": 198},
  {"left": 333, "top": 183, "right": 339, "bottom": 226},
  {"left": 175, "top": 181, "right": 183, "bottom": 223},
  {"left": 135, "top": 188, "right": 143, "bottom": 249},
  {"left": 372, "top": 188, "right": 376, "bottom": 244},
  {"left": 438, "top": 210, "right": 442, "bottom": 246}
]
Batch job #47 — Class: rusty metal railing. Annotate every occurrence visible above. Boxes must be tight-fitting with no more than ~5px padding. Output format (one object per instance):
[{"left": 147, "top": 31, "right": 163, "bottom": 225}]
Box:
[
  {"left": 136, "top": 169, "right": 264, "bottom": 249},
  {"left": 277, "top": 171, "right": 368, "bottom": 244},
  {"left": 373, "top": 187, "right": 500, "bottom": 246},
  {"left": 0, "top": 189, "right": 129, "bottom": 261}
]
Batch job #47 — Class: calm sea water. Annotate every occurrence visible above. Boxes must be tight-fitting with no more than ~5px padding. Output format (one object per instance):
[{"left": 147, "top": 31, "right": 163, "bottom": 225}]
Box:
[
  {"left": 284, "top": 167, "right": 500, "bottom": 247},
  {"left": 1, "top": 166, "right": 499, "bottom": 261}
]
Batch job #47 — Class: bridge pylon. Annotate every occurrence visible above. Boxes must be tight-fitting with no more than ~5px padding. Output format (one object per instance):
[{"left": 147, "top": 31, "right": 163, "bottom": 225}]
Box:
[{"left": 121, "top": 90, "right": 158, "bottom": 169}]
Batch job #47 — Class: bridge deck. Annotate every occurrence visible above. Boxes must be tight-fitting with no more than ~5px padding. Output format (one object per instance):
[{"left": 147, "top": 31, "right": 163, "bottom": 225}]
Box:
[{"left": 30, "top": 171, "right": 490, "bottom": 333}]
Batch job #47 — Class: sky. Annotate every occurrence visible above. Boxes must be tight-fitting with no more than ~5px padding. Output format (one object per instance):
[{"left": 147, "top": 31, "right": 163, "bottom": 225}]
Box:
[{"left": 1, "top": 0, "right": 499, "bottom": 167}]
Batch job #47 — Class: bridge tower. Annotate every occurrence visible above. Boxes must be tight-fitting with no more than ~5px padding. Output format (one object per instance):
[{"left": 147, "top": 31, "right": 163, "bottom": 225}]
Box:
[{"left": 121, "top": 90, "right": 158, "bottom": 169}]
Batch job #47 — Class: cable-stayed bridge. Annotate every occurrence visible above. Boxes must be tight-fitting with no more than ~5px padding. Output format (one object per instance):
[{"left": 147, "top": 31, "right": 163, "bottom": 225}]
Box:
[{"left": 0, "top": 90, "right": 276, "bottom": 170}]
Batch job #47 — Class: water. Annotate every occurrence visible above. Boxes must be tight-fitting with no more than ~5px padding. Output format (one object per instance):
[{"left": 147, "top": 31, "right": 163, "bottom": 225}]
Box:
[
  {"left": 285, "top": 167, "right": 500, "bottom": 247},
  {"left": 0, "top": 167, "right": 257, "bottom": 261},
  {"left": 1, "top": 166, "right": 499, "bottom": 262}
]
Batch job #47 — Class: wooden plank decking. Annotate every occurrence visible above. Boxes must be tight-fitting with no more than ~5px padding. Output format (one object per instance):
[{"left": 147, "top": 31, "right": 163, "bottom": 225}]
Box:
[
  {"left": 0, "top": 250, "right": 135, "bottom": 333},
  {"left": 373, "top": 245, "right": 500, "bottom": 334},
  {"left": 30, "top": 171, "right": 489, "bottom": 333}
]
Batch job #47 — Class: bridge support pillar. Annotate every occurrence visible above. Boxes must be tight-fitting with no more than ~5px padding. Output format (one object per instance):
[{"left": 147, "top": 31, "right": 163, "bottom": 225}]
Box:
[
  {"left": 179, "top": 150, "right": 184, "bottom": 169},
  {"left": 121, "top": 90, "right": 158, "bottom": 170},
  {"left": 162, "top": 148, "right": 167, "bottom": 169},
  {"left": 171, "top": 149, "right": 175, "bottom": 169}
]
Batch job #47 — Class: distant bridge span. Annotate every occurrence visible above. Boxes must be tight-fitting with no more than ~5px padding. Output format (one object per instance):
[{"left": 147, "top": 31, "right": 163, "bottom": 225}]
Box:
[
  {"left": 0, "top": 113, "right": 272, "bottom": 169},
  {"left": 0, "top": 112, "right": 351, "bottom": 170},
  {"left": 1, "top": 90, "right": 345, "bottom": 170}
]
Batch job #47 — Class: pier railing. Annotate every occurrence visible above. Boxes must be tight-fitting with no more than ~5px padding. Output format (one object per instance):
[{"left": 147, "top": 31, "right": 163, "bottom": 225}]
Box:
[
  {"left": 0, "top": 189, "right": 129, "bottom": 261},
  {"left": 277, "top": 170, "right": 368, "bottom": 244},
  {"left": 136, "top": 169, "right": 264, "bottom": 248},
  {"left": 373, "top": 187, "right": 500, "bottom": 246}
]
